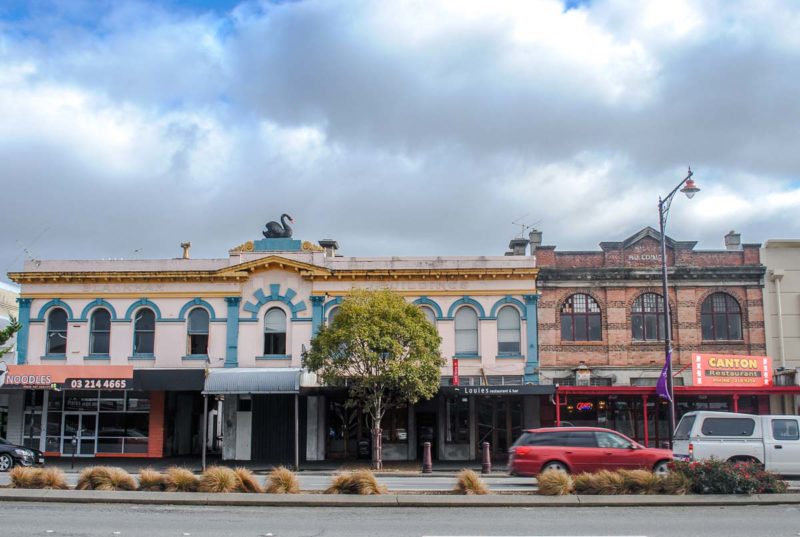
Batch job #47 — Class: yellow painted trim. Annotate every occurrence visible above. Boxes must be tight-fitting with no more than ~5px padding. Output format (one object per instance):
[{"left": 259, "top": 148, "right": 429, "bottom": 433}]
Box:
[
  {"left": 310, "top": 289, "right": 536, "bottom": 297},
  {"left": 21, "top": 291, "right": 238, "bottom": 299}
]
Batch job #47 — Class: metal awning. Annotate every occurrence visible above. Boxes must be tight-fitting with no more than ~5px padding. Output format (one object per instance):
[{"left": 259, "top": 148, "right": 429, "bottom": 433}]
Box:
[{"left": 202, "top": 368, "right": 302, "bottom": 395}]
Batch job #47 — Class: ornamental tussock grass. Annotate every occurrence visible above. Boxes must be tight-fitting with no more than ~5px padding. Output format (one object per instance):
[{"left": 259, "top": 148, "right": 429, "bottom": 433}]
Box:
[
  {"left": 536, "top": 469, "right": 574, "bottom": 496},
  {"left": 657, "top": 471, "right": 690, "bottom": 495},
  {"left": 77, "top": 466, "right": 136, "bottom": 491},
  {"left": 351, "top": 469, "right": 387, "bottom": 495},
  {"left": 618, "top": 469, "right": 661, "bottom": 495},
  {"left": 453, "top": 469, "right": 490, "bottom": 495},
  {"left": 265, "top": 466, "right": 300, "bottom": 494},
  {"left": 234, "top": 467, "right": 263, "bottom": 493},
  {"left": 163, "top": 467, "right": 199, "bottom": 492},
  {"left": 325, "top": 473, "right": 361, "bottom": 495},
  {"left": 137, "top": 468, "right": 165, "bottom": 492},
  {"left": 38, "top": 467, "right": 69, "bottom": 490},
  {"left": 572, "top": 472, "right": 600, "bottom": 495},
  {"left": 9, "top": 467, "right": 67, "bottom": 489},
  {"left": 593, "top": 470, "right": 627, "bottom": 495},
  {"left": 198, "top": 466, "right": 239, "bottom": 493}
]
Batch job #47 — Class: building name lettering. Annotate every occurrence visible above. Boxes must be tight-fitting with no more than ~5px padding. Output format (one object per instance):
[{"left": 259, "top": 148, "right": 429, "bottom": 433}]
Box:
[{"left": 627, "top": 254, "right": 662, "bottom": 262}]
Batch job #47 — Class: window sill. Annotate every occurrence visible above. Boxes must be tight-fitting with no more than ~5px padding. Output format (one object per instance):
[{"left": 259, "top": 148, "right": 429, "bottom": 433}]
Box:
[
  {"left": 257, "top": 354, "right": 292, "bottom": 360},
  {"left": 700, "top": 340, "right": 746, "bottom": 344},
  {"left": 453, "top": 353, "right": 480, "bottom": 359},
  {"left": 558, "top": 340, "right": 605, "bottom": 346},
  {"left": 182, "top": 354, "right": 209, "bottom": 361},
  {"left": 83, "top": 355, "right": 110, "bottom": 360},
  {"left": 630, "top": 340, "right": 666, "bottom": 345},
  {"left": 496, "top": 354, "right": 524, "bottom": 359},
  {"left": 128, "top": 354, "right": 155, "bottom": 361},
  {"left": 41, "top": 354, "right": 66, "bottom": 360}
]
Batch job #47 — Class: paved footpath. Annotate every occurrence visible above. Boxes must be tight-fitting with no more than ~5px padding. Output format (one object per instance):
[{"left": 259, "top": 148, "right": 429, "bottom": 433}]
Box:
[{"left": 0, "top": 502, "right": 798, "bottom": 537}]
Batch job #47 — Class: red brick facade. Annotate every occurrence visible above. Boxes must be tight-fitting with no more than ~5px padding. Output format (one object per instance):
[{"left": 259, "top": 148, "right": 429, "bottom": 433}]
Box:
[{"left": 536, "top": 228, "right": 766, "bottom": 384}]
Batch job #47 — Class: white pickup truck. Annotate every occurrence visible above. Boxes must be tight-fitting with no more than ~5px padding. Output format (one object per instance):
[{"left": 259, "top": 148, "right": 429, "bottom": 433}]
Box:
[{"left": 673, "top": 411, "right": 800, "bottom": 475}]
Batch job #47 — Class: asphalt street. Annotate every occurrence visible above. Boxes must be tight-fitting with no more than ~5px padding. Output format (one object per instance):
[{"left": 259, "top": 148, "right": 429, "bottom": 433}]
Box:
[{"left": 0, "top": 502, "right": 798, "bottom": 537}]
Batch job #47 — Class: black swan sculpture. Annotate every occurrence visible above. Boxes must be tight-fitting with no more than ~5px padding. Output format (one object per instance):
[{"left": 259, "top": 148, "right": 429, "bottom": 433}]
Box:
[{"left": 263, "top": 214, "right": 294, "bottom": 238}]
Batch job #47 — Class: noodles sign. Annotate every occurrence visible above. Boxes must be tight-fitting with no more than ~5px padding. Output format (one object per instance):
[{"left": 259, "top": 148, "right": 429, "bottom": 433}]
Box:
[{"left": 693, "top": 354, "right": 772, "bottom": 387}]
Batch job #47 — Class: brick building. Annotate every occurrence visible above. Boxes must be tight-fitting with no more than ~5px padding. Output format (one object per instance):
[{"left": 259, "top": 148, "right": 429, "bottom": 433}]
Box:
[{"left": 533, "top": 227, "right": 796, "bottom": 446}]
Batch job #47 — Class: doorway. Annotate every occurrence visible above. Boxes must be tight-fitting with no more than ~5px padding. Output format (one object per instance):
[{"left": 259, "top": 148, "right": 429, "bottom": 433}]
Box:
[
  {"left": 416, "top": 412, "right": 437, "bottom": 460},
  {"left": 476, "top": 397, "right": 522, "bottom": 460},
  {"left": 61, "top": 413, "right": 97, "bottom": 456}
]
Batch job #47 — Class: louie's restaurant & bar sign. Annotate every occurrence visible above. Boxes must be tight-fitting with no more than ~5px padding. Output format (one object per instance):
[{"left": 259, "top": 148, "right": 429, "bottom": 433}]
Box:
[{"left": 693, "top": 354, "right": 772, "bottom": 387}]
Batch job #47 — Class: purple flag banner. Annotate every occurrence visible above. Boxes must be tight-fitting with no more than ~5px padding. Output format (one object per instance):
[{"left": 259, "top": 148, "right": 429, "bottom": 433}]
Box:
[{"left": 656, "top": 350, "right": 672, "bottom": 401}]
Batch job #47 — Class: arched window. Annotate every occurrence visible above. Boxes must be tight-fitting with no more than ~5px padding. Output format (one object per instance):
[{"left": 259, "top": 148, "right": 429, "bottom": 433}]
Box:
[
  {"left": 454, "top": 307, "right": 479, "bottom": 355},
  {"left": 133, "top": 308, "right": 155, "bottom": 355},
  {"left": 46, "top": 308, "right": 68, "bottom": 355},
  {"left": 89, "top": 308, "right": 111, "bottom": 355},
  {"left": 701, "top": 293, "right": 743, "bottom": 341},
  {"left": 327, "top": 306, "right": 340, "bottom": 327},
  {"left": 497, "top": 306, "right": 521, "bottom": 355},
  {"left": 631, "top": 293, "right": 666, "bottom": 341},
  {"left": 187, "top": 308, "right": 209, "bottom": 355},
  {"left": 420, "top": 306, "right": 436, "bottom": 325},
  {"left": 561, "top": 294, "right": 602, "bottom": 341},
  {"left": 264, "top": 308, "right": 287, "bottom": 355}
]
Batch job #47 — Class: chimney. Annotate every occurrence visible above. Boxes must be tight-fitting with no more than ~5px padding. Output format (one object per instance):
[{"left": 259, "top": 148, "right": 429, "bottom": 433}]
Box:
[
  {"left": 318, "top": 239, "right": 339, "bottom": 257},
  {"left": 180, "top": 242, "right": 191, "bottom": 259},
  {"left": 528, "top": 228, "right": 542, "bottom": 254},
  {"left": 508, "top": 238, "right": 529, "bottom": 256},
  {"left": 724, "top": 230, "right": 741, "bottom": 251}
]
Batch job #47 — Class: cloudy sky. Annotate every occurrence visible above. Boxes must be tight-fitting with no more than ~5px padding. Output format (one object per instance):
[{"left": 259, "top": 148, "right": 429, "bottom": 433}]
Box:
[{"left": 2, "top": 0, "right": 800, "bottom": 284}]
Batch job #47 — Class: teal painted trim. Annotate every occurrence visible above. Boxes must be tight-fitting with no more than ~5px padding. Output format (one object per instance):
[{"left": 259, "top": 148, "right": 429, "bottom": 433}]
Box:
[
  {"left": 178, "top": 298, "right": 217, "bottom": 321},
  {"left": 489, "top": 296, "right": 527, "bottom": 320},
  {"left": 128, "top": 355, "right": 156, "bottom": 361},
  {"left": 323, "top": 297, "right": 343, "bottom": 318},
  {"left": 246, "top": 286, "right": 307, "bottom": 320},
  {"left": 124, "top": 299, "right": 162, "bottom": 321},
  {"left": 182, "top": 354, "right": 209, "bottom": 361},
  {"left": 35, "top": 299, "right": 74, "bottom": 321},
  {"left": 224, "top": 297, "right": 241, "bottom": 368},
  {"left": 252, "top": 238, "right": 302, "bottom": 252},
  {"left": 523, "top": 294, "right": 540, "bottom": 383},
  {"left": 79, "top": 299, "right": 118, "bottom": 321},
  {"left": 311, "top": 295, "right": 325, "bottom": 335},
  {"left": 496, "top": 354, "right": 525, "bottom": 359},
  {"left": 292, "top": 318, "right": 313, "bottom": 322},
  {"left": 238, "top": 318, "right": 258, "bottom": 323},
  {"left": 41, "top": 354, "right": 67, "bottom": 361},
  {"left": 256, "top": 354, "right": 292, "bottom": 360},
  {"left": 210, "top": 319, "right": 228, "bottom": 323},
  {"left": 446, "top": 297, "right": 487, "bottom": 319},
  {"left": 16, "top": 298, "right": 31, "bottom": 365},
  {"left": 83, "top": 355, "right": 111, "bottom": 361},
  {"left": 453, "top": 353, "right": 481, "bottom": 359},
  {"left": 413, "top": 297, "right": 443, "bottom": 319}
]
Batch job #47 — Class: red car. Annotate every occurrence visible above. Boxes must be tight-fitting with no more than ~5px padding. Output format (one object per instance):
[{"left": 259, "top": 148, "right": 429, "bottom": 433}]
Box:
[{"left": 508, "top": 427, "right": 672, "bottom": 476}]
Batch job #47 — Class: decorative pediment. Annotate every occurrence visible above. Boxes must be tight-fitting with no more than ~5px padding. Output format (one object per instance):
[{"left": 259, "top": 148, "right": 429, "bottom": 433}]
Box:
[
  {"left": 219, "top": 255, "right": 331, "bottom": 278},
  {"left": 599, "top": 226, "right": 697, "bottom": 252}
]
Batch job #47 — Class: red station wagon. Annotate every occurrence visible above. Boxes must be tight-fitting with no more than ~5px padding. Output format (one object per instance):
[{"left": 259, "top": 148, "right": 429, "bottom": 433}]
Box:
[{"left": 508, "top": 427, "right": 673, "bottom": 476}]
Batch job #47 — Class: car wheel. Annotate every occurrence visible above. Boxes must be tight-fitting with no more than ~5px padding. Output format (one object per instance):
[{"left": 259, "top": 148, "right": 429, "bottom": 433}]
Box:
[
  {"left": 653, "top": 460, "right": 670, "bottom": 475},
  {"left": 0, "top": 454, "right": 13, "bottom": 472},
  {"left": 541, "top": 461, "right": 568, "bottom": 474}
]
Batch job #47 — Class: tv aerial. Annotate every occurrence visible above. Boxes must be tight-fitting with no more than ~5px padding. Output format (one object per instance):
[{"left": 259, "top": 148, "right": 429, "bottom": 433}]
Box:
[{"left": 512, "top": 214, "right": 541, "bottom": 238}]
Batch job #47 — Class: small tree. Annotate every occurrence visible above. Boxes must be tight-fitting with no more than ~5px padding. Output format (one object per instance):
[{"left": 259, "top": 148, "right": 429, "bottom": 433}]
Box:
[
  {"left": 0, "top": 316, "right": 20, "bottom": 359},
  {"left": 304, "top": 290, "right": 443, "bottom": 469}
]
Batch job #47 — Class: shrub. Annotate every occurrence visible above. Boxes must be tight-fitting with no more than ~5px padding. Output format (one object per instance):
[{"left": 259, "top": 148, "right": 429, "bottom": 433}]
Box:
[
  {"left": 77, "top": 466, "right": 136, "bottom": 491},
  {"left": 138, "top": 468, "right": 165, "bottom": 492},
  {"left": 163, "top": 467, "right": 198, "bottom": 492},
  {"left": 537, "top": 470, "right": 573, "bottom": 496},
  {"left": 572, "top": 472, "right": 600, "bottom": 495},
  {"left": 324, "top": 470, "right": 387, "bottom": 495},
  {"left": 265, "top": 466, "right": 300, "bottom": 494},
  {"left": 658, "top": 471, "right": 690, "bottom": 495},
  {"left": 670, "top": 459, "right": 788, "bottom": 495},
  {"left": 453, "top": 469, "right": 489, "bottom": 495},
  {"left": 234, "top": 467, "right": 264, "bottom": 493},
  {"left": 198, "top": 466, "right": 239, "bottom": 493}
]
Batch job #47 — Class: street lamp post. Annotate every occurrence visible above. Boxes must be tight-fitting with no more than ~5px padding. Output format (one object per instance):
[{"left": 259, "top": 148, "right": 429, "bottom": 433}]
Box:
[{"left": 658, "top": 167, "right": 699, "bottom": 447}]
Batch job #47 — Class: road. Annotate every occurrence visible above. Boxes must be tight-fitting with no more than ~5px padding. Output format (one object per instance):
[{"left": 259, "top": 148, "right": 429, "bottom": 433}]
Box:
[
  {"left": 0, "top": 502, "right": 799, "bottom": 536},
  {"left": 0, "top": 473, "right": 538, "bottom": 491}
]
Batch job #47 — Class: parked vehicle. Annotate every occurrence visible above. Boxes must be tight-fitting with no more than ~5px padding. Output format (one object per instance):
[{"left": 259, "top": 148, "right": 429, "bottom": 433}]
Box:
[
  {"left": 673, "top": 411, "right": 800, "bottom": 475},
  {"left": 508, "top": 426, "right": 672, "bottom": 476},
  {"left": 0, "top": 437, "right": 45, "bottom": 471}
]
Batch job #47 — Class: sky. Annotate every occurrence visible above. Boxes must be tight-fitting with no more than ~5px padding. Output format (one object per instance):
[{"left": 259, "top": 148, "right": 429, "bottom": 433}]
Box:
[{"left": 2, "top": 0, "right": 800, "bottom": 285}]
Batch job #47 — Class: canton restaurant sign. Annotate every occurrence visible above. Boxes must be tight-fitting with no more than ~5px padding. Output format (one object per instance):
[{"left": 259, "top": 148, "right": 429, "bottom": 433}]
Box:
[{"left": 692, "top": 354, "right": 772, "bottom": 387}]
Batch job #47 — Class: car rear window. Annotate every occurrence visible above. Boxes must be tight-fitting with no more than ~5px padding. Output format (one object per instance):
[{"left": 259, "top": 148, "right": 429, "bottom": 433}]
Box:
[
  {"left": 674, "top": 416, "right": 696, "bottom": 440},
  {"left": 514, "top": 431, "right": 571, "bottom": 447},
  {"left": 701, "top": 417, "right": 755, "bottom": 437}
]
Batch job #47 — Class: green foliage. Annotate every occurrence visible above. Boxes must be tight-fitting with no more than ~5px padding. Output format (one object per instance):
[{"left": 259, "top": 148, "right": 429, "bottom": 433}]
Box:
[
  {"left": 304, "top": 290, "right": 443, "bottom": 430},
  {"left": 0, "top": 315, "right": 20, "bottom": 358},
  {"left": 669, "top": 459, "right": 788, "bottom": 494}
]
